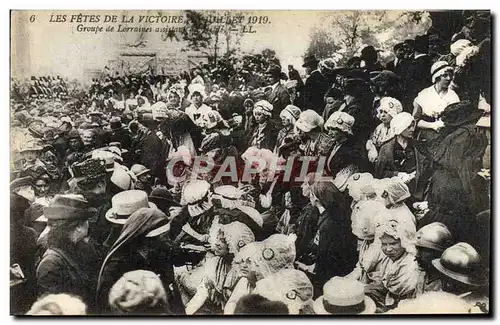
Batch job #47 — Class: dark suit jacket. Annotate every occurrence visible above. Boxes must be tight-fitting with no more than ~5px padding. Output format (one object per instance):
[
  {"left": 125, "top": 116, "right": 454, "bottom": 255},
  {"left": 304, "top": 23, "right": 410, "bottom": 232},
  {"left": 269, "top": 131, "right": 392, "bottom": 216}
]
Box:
[
  {"left": 267, "top": 83, "right": 291, "bottom": 122},
  {"left": 303, "top": 70, "right": 330, "bottom": 113}
]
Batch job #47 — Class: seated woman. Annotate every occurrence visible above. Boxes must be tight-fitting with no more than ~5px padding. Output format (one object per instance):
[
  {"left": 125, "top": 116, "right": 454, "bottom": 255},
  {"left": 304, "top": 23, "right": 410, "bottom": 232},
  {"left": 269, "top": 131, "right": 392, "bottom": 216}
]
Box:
[
  {"left": 364, "top": 219, "right": 419, "bottom": 313},
  {"left": 176, "top": 222, "right": 255, "bottom": 315},
  {"left": 324, "top": 111, "right": 369, "bottom": 178},
  {"left": 366, "top": 97, "right": 403, "bottom": 163},
  {"left": 346, "top": 200, "right": 388, "bottom": 285},
  {"left": 377, "top": 177, "right": 418, "bottom": 230},
  {"left": 413, "top": 61, "right": 460, "bottom": 143},
  {"left": 295, "top": 179, "right": 357, "bottom": 297},
  {"left": 224, "top": 234, "right": 297, "bottom": 314},
  {"left": 375, "top": 112, "right": 421, "bottom": 196},
  {"left": 274, "top": 105, "right": 301, "bottom": 156}
]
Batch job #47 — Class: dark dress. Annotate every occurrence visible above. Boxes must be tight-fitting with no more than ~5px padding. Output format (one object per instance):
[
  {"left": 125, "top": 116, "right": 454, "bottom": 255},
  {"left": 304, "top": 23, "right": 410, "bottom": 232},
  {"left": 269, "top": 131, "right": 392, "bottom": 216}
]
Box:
[
  {"left": 312, "top": 203, "right": 358, "bottom": 297},
  {"left": 418, "top": 124, "right": 487, "bottom": 243}
]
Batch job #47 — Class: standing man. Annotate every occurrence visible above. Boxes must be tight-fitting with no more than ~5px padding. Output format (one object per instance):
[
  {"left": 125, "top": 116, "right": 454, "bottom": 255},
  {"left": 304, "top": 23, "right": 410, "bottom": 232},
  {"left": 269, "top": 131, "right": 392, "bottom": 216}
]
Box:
[
  {"left": 302, "top": 55, "right": 329, "bottom": 115},
  {"left": 265, "top": 64, "right": 291, "bottom": 127}
]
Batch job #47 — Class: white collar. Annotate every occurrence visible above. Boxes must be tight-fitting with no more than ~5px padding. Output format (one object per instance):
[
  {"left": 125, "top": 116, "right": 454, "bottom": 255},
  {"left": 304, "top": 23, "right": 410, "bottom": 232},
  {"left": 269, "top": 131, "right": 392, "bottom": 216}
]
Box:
[
  {"left": 271, "top": 81, "right": 280, "bottom": 92},
  {"left": 414, "top": 53, "right": 427, "bottom": 59}
]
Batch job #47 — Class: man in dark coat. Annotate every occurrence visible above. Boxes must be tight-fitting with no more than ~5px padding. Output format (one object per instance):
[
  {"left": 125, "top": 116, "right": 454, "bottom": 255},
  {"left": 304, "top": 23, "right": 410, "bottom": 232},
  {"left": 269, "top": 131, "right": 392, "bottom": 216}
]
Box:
[
  {"left": 386, "top": 42, "right": 408, "bottom": 76},
  {"left": 265, "top": 64, "right": 291, "bottom": 126},
  {"left": 134, "top": 114, "right": 164, "bottom": 179},
  {"left": 341, "top": 78, "right": 376, "bottom": 146},
  {"left": 302, "top": 55, "right": 330, "bottom": 114},
  {"left": 108, "top": 117, "right": 132, "bottom": 150},
  {"left": 403, "top": 35, "right": 433, "bottom": 110},
  {"left": 360, "top": 45, "right": 386, "bottom": 73}
]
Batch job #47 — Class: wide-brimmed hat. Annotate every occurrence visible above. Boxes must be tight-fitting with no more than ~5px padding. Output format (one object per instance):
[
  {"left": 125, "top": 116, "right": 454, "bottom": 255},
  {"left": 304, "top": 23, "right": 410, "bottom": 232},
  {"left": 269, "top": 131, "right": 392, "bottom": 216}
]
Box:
[
  {"left": 148, "top": 187, "right": 181, "bottom": 209},
  {"left": 44, "top": 194, "right": 97, "bottom": 222},
  {"left": 313, "top": 277, "right": 376, "bottom": 315},
  {"left": 110, "top": 167, "right": 136, "bottom": 191},
  {"left": 265, "top": 64, "right": 282, "bottom": 77},
  {"left": 131, "top": 164, "right": 151, "bottom": 178},
  {"left": 19, "top": 141, "right": 44, "bottom": 153},
  {"left": 441, "top": 100, "right": 484, "bottom": 127},
  {"left": 91, "top": 150, "right": 116, "bottom": 172},
  {"left": 105, "top": 190, "right": 156, "bottom": 225},
  {"left": 69, "top": 158, "right": 107, "bottom": 182},
  {"left": 302, "top": 55, "right": 319, "bottom": 68},
  {"left": 88, "top": 109, "right": 104, "bottom": 116},
  {"left": 109, "top": 117, "right": 124, "bottom": 131},
  {"left": 432, "top": 242, "right": 487, "bottom": 287}
]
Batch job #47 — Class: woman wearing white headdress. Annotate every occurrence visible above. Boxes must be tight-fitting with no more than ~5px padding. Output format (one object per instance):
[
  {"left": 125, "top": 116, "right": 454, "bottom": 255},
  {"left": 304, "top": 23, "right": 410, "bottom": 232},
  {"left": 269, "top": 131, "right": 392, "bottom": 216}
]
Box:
[
  {"left": 364, "top": 219, "right": 419, "bottom": 312},
  {"left": 180, "top": 222, "right": 255, "bottom": 315}
]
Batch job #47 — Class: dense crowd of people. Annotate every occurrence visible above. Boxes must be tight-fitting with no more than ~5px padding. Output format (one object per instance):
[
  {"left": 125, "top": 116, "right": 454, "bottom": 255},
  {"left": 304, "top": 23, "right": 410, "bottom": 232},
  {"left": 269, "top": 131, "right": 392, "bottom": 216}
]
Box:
[{"left": 10, "top": 12, "right": 491, "bottom": 315}]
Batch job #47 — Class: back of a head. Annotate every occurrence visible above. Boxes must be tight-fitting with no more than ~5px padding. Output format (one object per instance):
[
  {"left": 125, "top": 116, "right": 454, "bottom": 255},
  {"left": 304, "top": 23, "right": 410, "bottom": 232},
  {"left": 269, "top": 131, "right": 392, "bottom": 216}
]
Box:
[
  {"left": 108, "top": 270, "right": 169, "bottom": 315},
  {"left": 234, "top": 294, "right": 289, "bottom": 315},
  {"left": 387, "top": 292, "right": 472, "bottom": 314},
  {"left": 26, "top": 294, "right": 87, "bottom": 315}
]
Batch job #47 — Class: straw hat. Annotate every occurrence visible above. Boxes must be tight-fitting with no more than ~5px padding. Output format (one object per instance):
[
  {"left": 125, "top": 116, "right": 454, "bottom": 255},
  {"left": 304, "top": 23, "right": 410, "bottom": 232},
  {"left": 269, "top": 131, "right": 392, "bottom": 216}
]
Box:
[
  {"left": 105, "top": 190, "right": 156, "bottom": 225},
  {"left": 313, "top": 277, "right": 376, "bottom": 315}
]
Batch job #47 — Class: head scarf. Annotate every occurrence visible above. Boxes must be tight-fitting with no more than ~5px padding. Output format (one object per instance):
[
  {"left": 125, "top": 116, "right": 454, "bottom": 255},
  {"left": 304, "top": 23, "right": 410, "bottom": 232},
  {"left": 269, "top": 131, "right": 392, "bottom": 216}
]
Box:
[
  {"left": 217, "top": 221, "right": 255, "bottom": 255},
  {"left": 181, "top": 180, "right": 213, "bottom": 217},
  {"left": 380, "top": 177, "right": 411, "bottom": 206},
  {"left": 253, "top": 269, "right": 313, "bottom": 314},
  {"left": 279, "top": 105, "right": 301, "bottom": 125},
  {"left": 253, "top": 100, "right": 273, "bottom": 118},
  {"left": 378, "top": 97, "right": 403, "bottom": 118},
  {"left": 390, "top": 112, "right": 414, "bottom": 136},
  {"left": 374, "top": 218, "right": 416, "bottom": 255}
]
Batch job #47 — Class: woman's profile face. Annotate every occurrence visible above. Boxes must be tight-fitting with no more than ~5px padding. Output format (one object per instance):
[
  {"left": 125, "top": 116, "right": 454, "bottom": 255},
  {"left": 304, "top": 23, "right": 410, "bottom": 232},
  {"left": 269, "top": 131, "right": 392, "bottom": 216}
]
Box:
[{"left": 436, "top": 70, "right": 454, "bottom": 88}]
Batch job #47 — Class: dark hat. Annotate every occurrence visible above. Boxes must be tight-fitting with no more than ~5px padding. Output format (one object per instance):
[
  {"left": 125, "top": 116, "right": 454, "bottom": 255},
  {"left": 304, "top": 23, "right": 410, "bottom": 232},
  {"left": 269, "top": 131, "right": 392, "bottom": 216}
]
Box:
[
  {"left": 414, "top": 35, "right": 429, "bottom": 52},
  {"left": 265, "top": 64, "right": 282, "bottom": 76},
  {"left": 302, "top": 55, "right": 320, "bottom": 68},
  {"left": 324, "top": 87, "right": 344, "bottom": 100},
  {"left": 44, "top": 194, "right": 97, "bottom": 221},
  {"left": 67, "top": 129, "right": 81, "bottom": 140},
  {"left": 404, "top": 39, "right": 415, "bottom": 47},
  {"left": 344, "top": 77, "right": 368, "bottom": 90},
  {"left": 11, "top": 193, "right": 31, "bottom": 218},
  {"left": 70, "top": 158, "right": 107, "bottom": 181},
  {"left": 441, "top": 100, "right": 484, "bottom": 127},
  {"left": 360, "top": 45, "right": 377, "bottom": 59},
  {"left": 393, "top": 42, "right": 405, "bottom": 51},
  {"left": 334, "top": 68, "right": 369, "bottom": 81},
  {"left": 148, "top": 187, "right": 181, "bottom": 212},
  {"left": 110, "top": 117, "right": 123, "bottom": 130},
  {"left": 370, "top": 70, "right": 401, "bottom": 86}
]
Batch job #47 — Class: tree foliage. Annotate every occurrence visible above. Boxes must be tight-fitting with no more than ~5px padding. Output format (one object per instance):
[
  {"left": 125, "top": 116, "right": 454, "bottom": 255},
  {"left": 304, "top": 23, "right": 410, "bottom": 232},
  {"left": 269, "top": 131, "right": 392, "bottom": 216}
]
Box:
[{"left": 305, "top": 10, "right": 432, "bottom": 66}]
